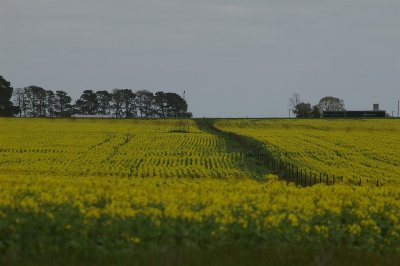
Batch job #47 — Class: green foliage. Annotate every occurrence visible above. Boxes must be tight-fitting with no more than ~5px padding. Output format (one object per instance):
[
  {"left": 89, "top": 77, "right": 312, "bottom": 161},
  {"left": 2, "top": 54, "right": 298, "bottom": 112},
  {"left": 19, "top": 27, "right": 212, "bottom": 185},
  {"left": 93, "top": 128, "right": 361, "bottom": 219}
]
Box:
[
  {"left": 0, "top": 76, "right": 18, "bottom": 116},
  {"left": 318, "top": 96, "right": 345, "bottom": 111},
  {"left": 312, "top": 105, "right": 322, "bottom": 118},
  {"left": 293, "top": 102, "right": 312, "bottom": 118}
]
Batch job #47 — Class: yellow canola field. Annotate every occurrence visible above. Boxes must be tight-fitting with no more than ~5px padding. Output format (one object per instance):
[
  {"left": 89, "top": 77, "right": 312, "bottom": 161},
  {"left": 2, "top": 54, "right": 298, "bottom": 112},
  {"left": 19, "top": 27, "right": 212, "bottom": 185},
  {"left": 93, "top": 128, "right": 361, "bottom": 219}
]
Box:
[
  {"left": 0, "top": 175, "right": 399, "bottom": 251},
  {"left": 215, "top": 119, "right": 400, "bottom": 183},
  {"left": 1, "top": 118, "right": 400, "bottom": 253},
  {"left": 0, "top": 118, "right": 253, "bottom": 179}
]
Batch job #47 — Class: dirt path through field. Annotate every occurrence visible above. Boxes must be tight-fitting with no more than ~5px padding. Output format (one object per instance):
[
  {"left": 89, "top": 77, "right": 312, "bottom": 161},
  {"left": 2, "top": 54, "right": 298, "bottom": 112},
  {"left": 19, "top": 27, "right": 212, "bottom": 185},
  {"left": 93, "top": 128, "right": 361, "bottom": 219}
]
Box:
[{"left": 195, "top": 119, "right": 270, "bottom": 180}]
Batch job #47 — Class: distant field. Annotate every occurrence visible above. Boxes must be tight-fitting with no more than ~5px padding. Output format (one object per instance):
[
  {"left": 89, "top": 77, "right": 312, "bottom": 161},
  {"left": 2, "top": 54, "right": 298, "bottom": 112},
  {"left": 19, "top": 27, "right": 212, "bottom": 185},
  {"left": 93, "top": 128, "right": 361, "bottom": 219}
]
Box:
[
  {"left": 1, "top": 118, "right": 400, "bottom": 264},
  {"left": 0, "top": 118, "right": 251, "bottom": 179},
  {"left": 215, "top": 119, "right": 400, "bottom": 183}
]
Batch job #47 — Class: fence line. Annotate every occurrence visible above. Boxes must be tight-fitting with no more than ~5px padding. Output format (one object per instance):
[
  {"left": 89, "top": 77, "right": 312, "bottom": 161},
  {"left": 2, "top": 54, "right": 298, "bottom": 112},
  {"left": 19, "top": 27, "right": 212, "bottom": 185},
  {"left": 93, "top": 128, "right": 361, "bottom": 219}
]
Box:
[{"left": 207, "top": 122, "right": 381, "bottom": 188}]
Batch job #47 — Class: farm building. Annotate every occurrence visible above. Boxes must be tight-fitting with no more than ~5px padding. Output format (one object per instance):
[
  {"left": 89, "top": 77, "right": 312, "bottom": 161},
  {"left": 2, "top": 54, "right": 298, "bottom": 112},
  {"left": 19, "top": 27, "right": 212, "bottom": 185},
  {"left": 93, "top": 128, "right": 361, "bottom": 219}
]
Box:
[
  {"left": 322, "top": 104, "right": 386, "bottom": 118},
  {"left": 322, "top": 111, "right": 387, "bottom": 118}
]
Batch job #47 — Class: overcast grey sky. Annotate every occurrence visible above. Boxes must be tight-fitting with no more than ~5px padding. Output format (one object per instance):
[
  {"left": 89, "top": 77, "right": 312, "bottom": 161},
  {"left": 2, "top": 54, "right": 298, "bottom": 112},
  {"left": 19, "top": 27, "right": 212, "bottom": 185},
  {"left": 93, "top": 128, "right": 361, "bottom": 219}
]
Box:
[{"left": 1, "top": 0, "right": 399, "bottom": 117}]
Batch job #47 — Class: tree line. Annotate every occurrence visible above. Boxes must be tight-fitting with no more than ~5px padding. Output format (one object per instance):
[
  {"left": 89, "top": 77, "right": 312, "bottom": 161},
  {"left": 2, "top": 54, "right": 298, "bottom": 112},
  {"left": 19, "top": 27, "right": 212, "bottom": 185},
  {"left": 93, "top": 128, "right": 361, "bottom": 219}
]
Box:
[
  {"left": 289, "top": 93, "right": 345, "bottom": 118},
  {"left": 0, "top": 75, "right": 191, "bottom": 118}
]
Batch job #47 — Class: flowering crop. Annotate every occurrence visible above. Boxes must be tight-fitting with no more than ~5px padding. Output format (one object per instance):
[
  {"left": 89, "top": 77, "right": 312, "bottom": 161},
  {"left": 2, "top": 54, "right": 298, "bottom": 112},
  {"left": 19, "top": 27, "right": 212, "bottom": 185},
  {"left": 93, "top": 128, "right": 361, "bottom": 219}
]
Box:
[
  {"left": 1, "top": 118, "right": 400, "bottom": 256},
  {"left": 0, "top": 175, "right": 399, "bottom": 254},
  {"left": 215, "top": 119, "right": 400, "bottom": 183},
  {"left": 0, "top": 118, "right": 252, "bottom": 179}
]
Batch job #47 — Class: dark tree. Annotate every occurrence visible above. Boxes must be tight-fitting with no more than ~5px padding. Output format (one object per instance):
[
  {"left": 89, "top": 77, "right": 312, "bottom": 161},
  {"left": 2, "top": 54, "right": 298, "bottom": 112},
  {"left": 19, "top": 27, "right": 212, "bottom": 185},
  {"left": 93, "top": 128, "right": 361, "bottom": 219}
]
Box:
[
  {"left": 318, "top": 96, "right": 345, "bottom": 112},
  {"left": 5, "top": 77, "right": 192, "bottom": 118},
  {"left": 154, "top": 91, "right": 168, "bottom": 117},
  {"left": 311, "top": 105, "right": 322, "bottom": 118},
  {"left": 37, "top": 89, "right": 47, "bottom": 117},
  {"left": 45, "top": 90, "right": 57, "bottom": 117},
  {"left": 154, "top": 91, "right": 177, "bottom": 117},
  {"left": 13, "top": 88, "right": 26, "bottom": 117},
  {"left": 167, "top": 93, "right": 188, "bottom": 117},
  {"left": 136, "top": 90, "right": 154, "bottom": 117},
  {"left": 154, "top": 91, "right": 191, "bottom": 118},
  {"left": 24, "top": 85, "right": 46, "bottom": 117},
  {"left": 111, "top": 89, "right": 136, "bottom": 118},
  {"left": 0, "top": 76, "right": 18, "bottom": 116},
  {"left": 74, "top": 90, "right": 98, "bottom": 115},
  {"left": 96, "top": 90, "right": 112, "bottom": 115},
  {"left": 120, "top": 89, "right": 136, "bottom": 118},
  {"left": 293, "top": 102, "right": 312, "bottom": 118},
  {"left": 23, "top": 87, "right": 35, "bottom": 116},
  {"left": 111, "top": 89, "right": 124, "bottom": 118},
  {"left": 55, "top": 90, "right": 72, "bottom": 117}
]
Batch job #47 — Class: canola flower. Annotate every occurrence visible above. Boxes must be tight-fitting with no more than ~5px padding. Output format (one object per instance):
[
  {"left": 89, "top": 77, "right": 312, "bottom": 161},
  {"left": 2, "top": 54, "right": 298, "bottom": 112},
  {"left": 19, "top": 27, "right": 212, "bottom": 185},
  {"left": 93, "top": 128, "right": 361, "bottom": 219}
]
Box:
[
  {"left": 0, "top": 118, "right": 253, "bottom": 179},
  {"left": 215, "top": 119, "right": 400, "bottom": 183},
  {"left": 1, "top": 118, "right": 400, "bottom": 255},
  {"left": 0, "top": 175, "right": 399, "bottom": 252}
]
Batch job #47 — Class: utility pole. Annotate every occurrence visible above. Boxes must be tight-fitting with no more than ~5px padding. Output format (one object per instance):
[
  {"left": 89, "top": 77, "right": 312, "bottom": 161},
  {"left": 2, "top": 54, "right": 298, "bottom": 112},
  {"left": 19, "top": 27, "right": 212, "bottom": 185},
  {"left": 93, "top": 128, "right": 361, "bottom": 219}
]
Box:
[{"left": 398, "top": 99, "right": 399, "bottom": 118}]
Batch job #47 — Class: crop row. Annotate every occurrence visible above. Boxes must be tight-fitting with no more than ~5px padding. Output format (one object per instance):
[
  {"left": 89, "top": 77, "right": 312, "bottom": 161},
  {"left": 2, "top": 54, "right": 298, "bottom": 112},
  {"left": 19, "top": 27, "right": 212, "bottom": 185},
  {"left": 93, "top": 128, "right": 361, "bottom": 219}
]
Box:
[
  {"left": 0, "top": 175, "right": 399, "bottom": 255},
  {"left": 214, "top": 119, "right": 400, "bottom": 183},
  {"left": 0, "top": 118, "right": 254, "bottom": 179}
]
